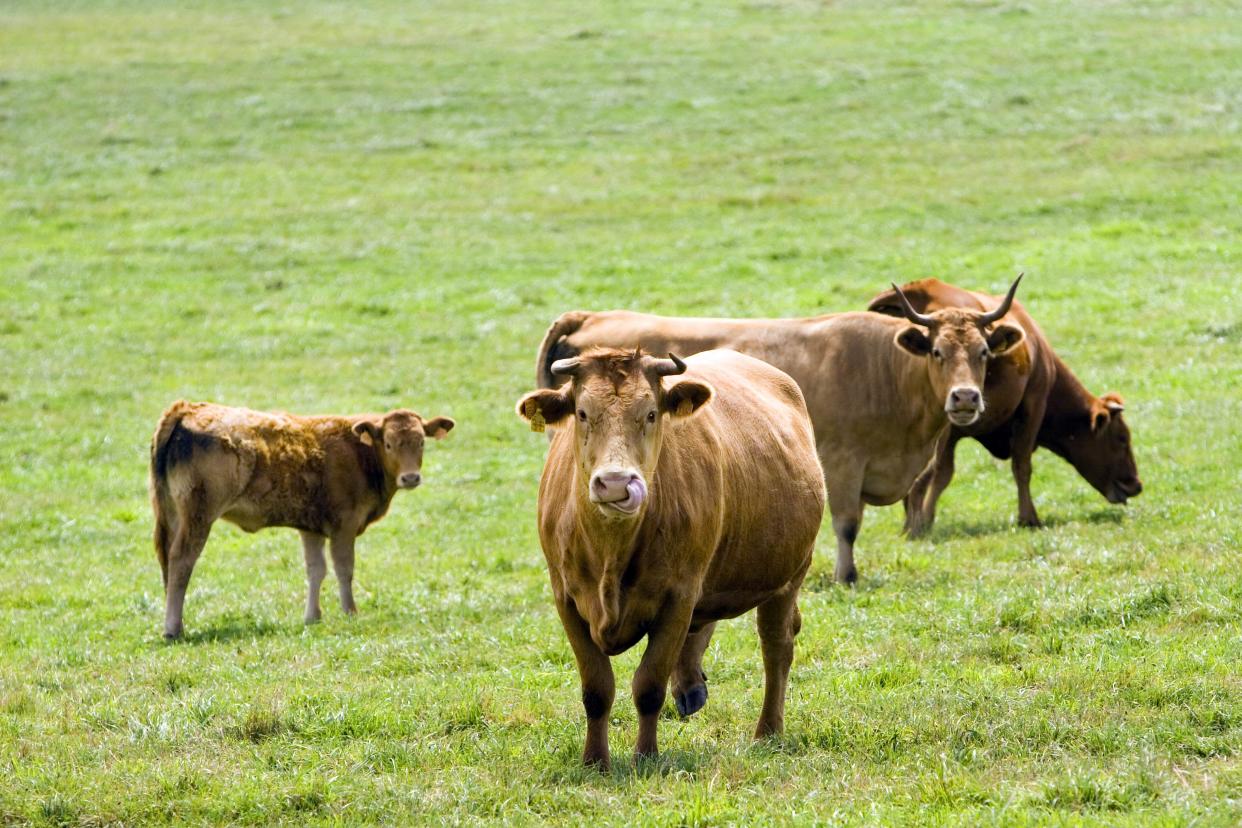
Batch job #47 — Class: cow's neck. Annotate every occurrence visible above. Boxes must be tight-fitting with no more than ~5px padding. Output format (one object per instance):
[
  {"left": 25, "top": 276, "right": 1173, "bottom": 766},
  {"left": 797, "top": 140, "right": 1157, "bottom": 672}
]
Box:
[{"left": 571, "top": 482, "right": 644, "bottom": 638}]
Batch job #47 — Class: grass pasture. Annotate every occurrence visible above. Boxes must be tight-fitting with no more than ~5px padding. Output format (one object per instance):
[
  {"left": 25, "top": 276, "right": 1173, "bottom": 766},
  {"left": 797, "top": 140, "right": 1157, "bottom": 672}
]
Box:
[{"left": 1, "top": 0, "right": 1241, "bottom": 824}]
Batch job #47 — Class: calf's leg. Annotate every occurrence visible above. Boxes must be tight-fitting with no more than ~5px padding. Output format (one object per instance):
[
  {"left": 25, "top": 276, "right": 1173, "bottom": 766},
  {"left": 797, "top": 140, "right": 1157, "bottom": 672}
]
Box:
[
  {"left": 163, "top": 517, "right": 212, "bottom": 640},
  {"left": 754, "top": 585, "right": 803, "bottom": 738},
  {"left": 553, "top": 598, "right": 615, "bottom": 769},
  {"left": 672, "top": 622, "right": 715, "bottom": 718},
  {"left": 329, "top": 532, "right": 357, "bottom": 615},
  {"left": 301, "top": 532, "right": 327, "bottom": 624}
]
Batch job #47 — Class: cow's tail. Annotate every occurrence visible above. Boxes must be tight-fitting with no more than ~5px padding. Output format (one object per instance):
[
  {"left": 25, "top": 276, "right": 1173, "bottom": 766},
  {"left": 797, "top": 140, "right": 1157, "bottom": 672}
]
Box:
[
  {"left": 149, "top": 400, "right": 197, "bottom": 584},
  {"left": 535, "top": 311, "right": 590, "bottom": 388}
]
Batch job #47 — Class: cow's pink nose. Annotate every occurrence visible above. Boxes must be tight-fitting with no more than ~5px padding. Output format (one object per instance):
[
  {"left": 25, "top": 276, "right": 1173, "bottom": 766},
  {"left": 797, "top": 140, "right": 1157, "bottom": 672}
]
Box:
[
  {"left": 949, "top": 387, "right": 981, "bottom": 408},
  {"left": 591, "top": 470, "right": 636, "bottom": 501}
]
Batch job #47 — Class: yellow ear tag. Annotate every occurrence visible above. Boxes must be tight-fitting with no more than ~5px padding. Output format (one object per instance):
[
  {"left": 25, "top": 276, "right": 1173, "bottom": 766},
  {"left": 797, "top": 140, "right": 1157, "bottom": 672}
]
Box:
[
  {"left": 525, "top": 399, "right": 546, "bottom": 433},
  {"left": 676, "top": 398, "right": 693, "bottom": 417}
]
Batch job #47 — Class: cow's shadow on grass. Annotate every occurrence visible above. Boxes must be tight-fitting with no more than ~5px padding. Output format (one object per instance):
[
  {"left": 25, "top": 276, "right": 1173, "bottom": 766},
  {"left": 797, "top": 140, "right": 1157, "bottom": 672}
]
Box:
[
  {"left": 919, "top": 507, "right": 1124, "bottom": 541},
  {"left": 165, "top": 617, "right": 287, "bottom": 646}
]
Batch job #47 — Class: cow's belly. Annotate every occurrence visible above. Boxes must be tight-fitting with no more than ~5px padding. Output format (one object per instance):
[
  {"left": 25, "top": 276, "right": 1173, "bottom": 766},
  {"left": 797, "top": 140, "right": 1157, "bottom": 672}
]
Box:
[{"left": 860, "top": 450, "right": 934, "bottom": 506}]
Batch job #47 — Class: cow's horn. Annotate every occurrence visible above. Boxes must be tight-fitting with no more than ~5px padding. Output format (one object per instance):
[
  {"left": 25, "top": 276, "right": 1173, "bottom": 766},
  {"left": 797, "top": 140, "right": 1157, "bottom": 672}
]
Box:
[
  {"left": 550, "top": 357, "right": 582, "bottom": 377},
  {"left": 979, "top": 273, "right": 1023, "bottom": 326},
  {"left": 651, "top": 353, "right": 687, "bottom": 376},
  {"left": 890, "top": 283, "right": 936, "bottom": 328}
]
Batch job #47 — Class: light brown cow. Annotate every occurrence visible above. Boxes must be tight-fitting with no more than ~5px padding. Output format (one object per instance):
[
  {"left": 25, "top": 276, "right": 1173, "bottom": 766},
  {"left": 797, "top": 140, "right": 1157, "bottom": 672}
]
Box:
[
  {"left": 534, "top": 278, "right": 1025, "bottom": 584},
  {"left": 517, "top": 348, "right": 824, "bottom": 769},
  {"left": 866, "top": 278, "right": 1141, "bottom": 534},
  {"left": 149, "top": 400, "right": 454, "bottom": 639}
]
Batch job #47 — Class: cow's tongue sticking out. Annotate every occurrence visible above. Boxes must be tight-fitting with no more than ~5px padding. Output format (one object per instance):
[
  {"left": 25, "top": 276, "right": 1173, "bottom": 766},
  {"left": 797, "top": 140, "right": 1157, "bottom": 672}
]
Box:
[{"left": 610, "top": 477, "right": 647, "bottom": 513}]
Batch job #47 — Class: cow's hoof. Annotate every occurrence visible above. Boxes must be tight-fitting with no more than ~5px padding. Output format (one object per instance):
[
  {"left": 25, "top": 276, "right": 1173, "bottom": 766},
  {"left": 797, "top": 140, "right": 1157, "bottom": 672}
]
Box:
[
  {"left": 836, "top": 567, "right": 859, "bottom": 586},
  {"left": 1018, "top": 516, "right": 1043, "bottom": 529},
  {"left": 674, "top": 684, "right": 708, "bottom": 718},
  {"left": 162, "top": 631, "right": 182, "bottom": 642}
]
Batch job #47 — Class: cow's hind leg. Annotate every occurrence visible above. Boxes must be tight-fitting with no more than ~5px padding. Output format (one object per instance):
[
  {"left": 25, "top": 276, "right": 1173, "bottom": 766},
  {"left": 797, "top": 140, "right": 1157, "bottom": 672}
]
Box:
[
  {"left": 825, "top": 464, "right": 865, "bottom": 584},
  {"left": 672, "top": 622, "right": 715, "bottom": 718},
  {"left": 301, "top": 532, "right": 327, "bottom": 624},
  {"left": 163, "top": 513, "right": 212, "bottom": 640},
  {"left": 754, "top": 585, "right": 802, "bottom": 739}
]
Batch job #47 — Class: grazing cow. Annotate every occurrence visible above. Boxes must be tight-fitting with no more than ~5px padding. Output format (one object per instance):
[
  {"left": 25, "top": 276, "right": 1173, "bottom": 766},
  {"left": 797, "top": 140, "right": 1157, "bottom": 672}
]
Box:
[
  {"left": 149, "top": 400, "right": 454, "bottom": 639},
  {"left": 533, "top": 278, "right": 1026, "bottom": 584},
  {"left": 866, "top": 278, "right": 1141, "bottom": 534},
  {"left": 517, "top": 348, "right": 825, "bottom": 768}
]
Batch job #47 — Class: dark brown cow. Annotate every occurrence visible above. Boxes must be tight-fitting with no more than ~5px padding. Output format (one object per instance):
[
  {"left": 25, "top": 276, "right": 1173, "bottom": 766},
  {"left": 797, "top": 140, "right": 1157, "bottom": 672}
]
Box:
[
  {"left": 149, "top": 400, "right": 454, "bottom": 639},
  {"left": 517, "top": 348, "right": 825, "bottom": 768},
  {"left": 533, "top": 278, "right": 1026, "bottom": 584},
  {"left": 867, "top": 279, "right": 1141, "bottom": 534}
]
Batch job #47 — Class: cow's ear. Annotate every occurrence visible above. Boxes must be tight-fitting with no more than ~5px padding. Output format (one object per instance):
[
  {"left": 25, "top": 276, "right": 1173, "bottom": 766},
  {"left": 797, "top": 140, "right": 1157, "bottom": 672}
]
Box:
[
  {"left": 516, "top": 388, "right": 573, "bottom": 427},
  {"left": 423, "top": 416, "right": 455, "bottom": 440},
  {"left": 1101, "top": 392, "right": 1125, "bottom": 413},
  {"left": 352, "top": 419, "right": 381, "bottom": 446},
  {"left": 1089, "top": 399, "right": 1114, "bottom": 432},
  {"left": 662, "top": 379, "right": 713, "bottom": 418},
  {"left": 895, "top": 326, "right": 932, "bottom": 357},
  {"left": 987, "top": 323, "right": 1025, "bottom": 355}
]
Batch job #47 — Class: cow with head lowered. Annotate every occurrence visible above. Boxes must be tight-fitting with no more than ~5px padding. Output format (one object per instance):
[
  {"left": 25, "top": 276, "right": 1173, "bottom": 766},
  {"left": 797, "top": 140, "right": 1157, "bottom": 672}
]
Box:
[
  {"left": 517, "top": 348, "right": 824, "bottom": 769},
  {"left": 866, "top": 278, "right": 1141, "bottom": 534},
  {"left": 533, "top": 277, "right": 1026, "bottom": 585}
]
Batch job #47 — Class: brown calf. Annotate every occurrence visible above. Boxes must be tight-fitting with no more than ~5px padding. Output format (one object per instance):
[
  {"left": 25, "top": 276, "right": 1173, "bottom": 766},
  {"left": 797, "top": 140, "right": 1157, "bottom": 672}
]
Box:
[
  {"left": 866, "top": 278, "right": 1141, "bottom": 534},
  {"left": 149, "top": 400, "right": 453, "bottom": 639},
  {"left": 517, "top": 348, "right": 825, "bottom": 768}
]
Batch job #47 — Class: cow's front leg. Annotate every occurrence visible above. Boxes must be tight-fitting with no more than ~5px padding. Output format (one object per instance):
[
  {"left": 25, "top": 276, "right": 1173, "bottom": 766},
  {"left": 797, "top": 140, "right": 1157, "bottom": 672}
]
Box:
[
  {"left": 553, "top": 597, "right": 615, "bottom": 769},
  {"left": 754, "top": 583, "right": 804, "bottom": 738},
  {"left": 300, "top": 532, "right": 327, "bottom": 623},
  {"left": 328, "top": 531, "right": 357, "bottom": 615},
  {"left": 914, "top": 430, "right": 961, "bottom": 538},
  {"left": 1010, "top": 397, "right": 1047, "bottom": 528},
  {"left": 632, "top": 600, "right": 696, "bottom": 761}
]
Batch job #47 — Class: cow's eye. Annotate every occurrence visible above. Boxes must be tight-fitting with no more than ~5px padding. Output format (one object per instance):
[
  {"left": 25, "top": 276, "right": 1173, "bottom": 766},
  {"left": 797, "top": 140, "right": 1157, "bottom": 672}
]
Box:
[
  {"left": 385, "top": 442, "right": 392, "bottom": 450},
  {"left": 577, "top": 409, "right": 587, "bottom": 421},
  {"left": 646, "top": 410, "right": 656, "bottom": 423},
  {"left": 932, "top": 348, "right": 943, "bottom": 360}
]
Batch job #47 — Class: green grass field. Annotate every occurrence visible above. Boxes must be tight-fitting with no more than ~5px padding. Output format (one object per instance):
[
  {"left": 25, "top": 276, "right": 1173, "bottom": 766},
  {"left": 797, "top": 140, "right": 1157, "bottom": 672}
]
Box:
[{"left": 2, "top": 0, "right": 1240, "bottom": 824}]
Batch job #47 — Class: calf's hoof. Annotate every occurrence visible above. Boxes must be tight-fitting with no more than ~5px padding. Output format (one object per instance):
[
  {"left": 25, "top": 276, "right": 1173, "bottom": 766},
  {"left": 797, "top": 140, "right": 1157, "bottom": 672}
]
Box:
[
  {"left": 674, "top": 683, "right": 708, "bottom": 718},
  {"left": 162, "top": 630, "right": 182, "bottom": 642},
  {"left": 835, "top": 566, "right": 858, "bottom": 586},
  {"left": 1018, "top": 515, "right": 1043, "bottom": 529},
  {"left": 582, "top": 751, "right": 611, "bottom": 772}
]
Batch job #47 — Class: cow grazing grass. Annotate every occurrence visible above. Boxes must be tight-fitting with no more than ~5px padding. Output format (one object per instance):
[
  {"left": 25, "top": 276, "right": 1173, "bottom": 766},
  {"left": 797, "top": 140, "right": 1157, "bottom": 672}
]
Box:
[{"left": 1, "top": 0, "right": 1239, "bottom": 824}]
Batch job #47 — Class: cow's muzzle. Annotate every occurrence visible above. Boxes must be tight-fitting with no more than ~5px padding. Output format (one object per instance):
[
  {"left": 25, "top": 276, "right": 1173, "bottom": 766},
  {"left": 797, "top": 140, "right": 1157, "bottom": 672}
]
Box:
[
  {"left": 398, "top": 472, "right": 422, "bottom": 489},
  {"left": 589, "top": 468, "right": 647, "bottom": 515},
  {"left": 1108, "top": 477, "right": 1143, "bottom": 504},
  {"left": 946, "top": 386, "right": 984, "bottom": 426}
]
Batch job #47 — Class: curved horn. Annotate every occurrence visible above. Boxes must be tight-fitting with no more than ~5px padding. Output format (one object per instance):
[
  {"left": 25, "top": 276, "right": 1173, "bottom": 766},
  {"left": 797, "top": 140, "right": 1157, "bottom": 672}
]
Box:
[
  {"left": 890, "top": 282, "right": 936, "bottom": 327},
  {"left": 549, "top": 357, "right": 581, "bottom": 377},
  {"left": 651, "top": 352, "right": 687, "bottom": 376},
  {"left": 979, "top": 273, "right": 1023, "bottom": 326}
]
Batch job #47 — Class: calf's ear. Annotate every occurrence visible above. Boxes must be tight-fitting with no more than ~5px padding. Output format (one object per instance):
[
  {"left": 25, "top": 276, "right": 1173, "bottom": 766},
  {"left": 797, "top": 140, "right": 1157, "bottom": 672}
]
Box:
[
  {"left": 1089, "top": 398, "right": 1116, "bottom": 432},
  {"left": 986, "top": 323, "right": 1025, "bottom": 355},
  {"left": 662, "top": 379, "right": 713, "bottom": 418},
  {"left": 1101, "top": 392, "right": 1125, "bottom": 413},
  {"left": 516, "top": 388, "right": 574, "bottom": 429},
  {"left": 352, "top": 420, "right": 381, "bottom": 446},
  {"left": 895, "top": 326, "right": 932, "bottom": 356},
  {"left": 423, "top": 416, "right": 455, "bottom": 440}
]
